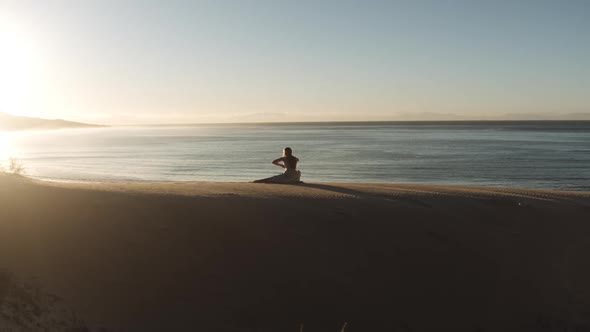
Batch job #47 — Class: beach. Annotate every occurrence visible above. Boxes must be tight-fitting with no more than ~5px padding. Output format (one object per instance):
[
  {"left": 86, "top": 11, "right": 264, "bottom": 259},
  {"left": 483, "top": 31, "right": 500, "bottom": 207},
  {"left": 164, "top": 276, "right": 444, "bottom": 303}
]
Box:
[{"left": 1, "top": 174, "right": 590, "bottom": 331}]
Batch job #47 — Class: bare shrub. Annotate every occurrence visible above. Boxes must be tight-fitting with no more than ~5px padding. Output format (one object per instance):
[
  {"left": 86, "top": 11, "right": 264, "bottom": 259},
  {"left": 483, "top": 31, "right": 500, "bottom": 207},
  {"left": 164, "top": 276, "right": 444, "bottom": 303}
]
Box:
[{"left": 7, "top": 157, "right": 26, "bottom": 176}]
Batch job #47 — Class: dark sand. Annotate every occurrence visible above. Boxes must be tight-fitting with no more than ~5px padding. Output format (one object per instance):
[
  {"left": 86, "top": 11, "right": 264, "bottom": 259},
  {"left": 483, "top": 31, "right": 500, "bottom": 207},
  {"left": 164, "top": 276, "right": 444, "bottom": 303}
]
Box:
[{"left": 1, "top": 174, "right": 590, "bottom": 331}]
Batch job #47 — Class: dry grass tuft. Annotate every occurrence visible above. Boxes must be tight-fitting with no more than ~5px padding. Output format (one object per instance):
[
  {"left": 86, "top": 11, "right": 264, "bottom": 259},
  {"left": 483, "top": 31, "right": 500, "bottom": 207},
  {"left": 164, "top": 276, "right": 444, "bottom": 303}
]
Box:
[{"left": 3, "top": 158, "right": 26, "bottom": 176}]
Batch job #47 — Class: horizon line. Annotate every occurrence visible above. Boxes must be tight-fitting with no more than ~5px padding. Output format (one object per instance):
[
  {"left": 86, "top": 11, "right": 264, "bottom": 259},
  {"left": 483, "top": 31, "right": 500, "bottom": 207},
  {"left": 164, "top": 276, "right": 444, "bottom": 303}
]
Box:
[{"left": 116, "top": 119, "right": 590, "bottom": 127}]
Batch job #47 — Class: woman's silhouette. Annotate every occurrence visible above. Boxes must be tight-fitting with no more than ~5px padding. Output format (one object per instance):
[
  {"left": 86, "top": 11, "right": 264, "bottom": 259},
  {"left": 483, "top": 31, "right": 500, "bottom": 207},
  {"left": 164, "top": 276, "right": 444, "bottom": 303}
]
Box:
[{"left": 254, "top": 147, "right": 302, "bottom": 184}]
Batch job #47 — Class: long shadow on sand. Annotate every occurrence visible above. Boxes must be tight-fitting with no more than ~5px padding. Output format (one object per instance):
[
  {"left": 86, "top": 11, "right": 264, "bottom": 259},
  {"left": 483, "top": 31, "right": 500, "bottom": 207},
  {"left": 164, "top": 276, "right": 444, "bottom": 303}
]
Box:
[
  {"left": 298, "top": 183, "right": 370, "bottom": 198},
  {"left": 299, "top": 183, "right": 436, "bottom": 208}
]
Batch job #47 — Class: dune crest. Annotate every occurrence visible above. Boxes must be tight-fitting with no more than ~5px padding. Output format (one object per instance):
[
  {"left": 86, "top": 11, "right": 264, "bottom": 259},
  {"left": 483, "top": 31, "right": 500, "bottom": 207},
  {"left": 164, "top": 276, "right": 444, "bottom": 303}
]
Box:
[{"left": 1, "top": 175, "right": 589, "bottom": 331}]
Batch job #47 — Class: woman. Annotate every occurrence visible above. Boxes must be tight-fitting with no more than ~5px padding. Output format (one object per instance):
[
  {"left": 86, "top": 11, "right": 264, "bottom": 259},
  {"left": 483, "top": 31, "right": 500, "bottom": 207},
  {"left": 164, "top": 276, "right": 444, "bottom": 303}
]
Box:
[{"left": 254, "top": 147, "right": 302, "bottom": 184}]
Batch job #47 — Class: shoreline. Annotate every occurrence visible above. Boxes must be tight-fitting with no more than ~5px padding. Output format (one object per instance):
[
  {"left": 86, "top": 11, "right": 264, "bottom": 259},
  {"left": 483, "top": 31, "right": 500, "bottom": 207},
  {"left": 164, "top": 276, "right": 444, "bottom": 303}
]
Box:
[
  {"left": 20, "top": 174, "right": 590, "bottom": 194},
  {"left": 1, "top": 174, "right": 590, "bottom": 331}
]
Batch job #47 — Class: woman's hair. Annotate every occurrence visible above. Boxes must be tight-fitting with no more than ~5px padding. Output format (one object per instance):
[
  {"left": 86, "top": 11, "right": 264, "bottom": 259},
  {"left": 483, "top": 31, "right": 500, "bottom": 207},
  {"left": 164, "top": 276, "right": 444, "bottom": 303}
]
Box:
[
  {"left": 283, "top": 147, "right": 293, "bottom": 157},
  {"left": 283, "top": 147, "right": 297, "bottom": 169}
]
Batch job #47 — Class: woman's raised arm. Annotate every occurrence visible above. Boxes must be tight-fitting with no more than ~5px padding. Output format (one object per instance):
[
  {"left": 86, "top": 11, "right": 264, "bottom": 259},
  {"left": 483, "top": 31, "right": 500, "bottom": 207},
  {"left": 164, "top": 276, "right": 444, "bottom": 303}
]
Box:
[{"left": 272, "top": 157, "right": 285, "bottom": 168}]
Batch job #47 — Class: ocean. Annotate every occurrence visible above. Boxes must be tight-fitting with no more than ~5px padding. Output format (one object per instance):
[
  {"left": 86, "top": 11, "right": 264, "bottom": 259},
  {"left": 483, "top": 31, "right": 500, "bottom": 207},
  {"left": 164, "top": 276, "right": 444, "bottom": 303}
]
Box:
[{"left": 2, "top": 121, "right": 590, "bottom": 191}]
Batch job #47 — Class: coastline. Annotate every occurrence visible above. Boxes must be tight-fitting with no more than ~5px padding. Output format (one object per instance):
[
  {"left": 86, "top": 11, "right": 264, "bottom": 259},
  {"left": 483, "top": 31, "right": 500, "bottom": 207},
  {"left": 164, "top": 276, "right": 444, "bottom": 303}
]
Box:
[
  {"left": 33, "top": 176, "right": 590, "bottom": 199},
  {"left": 5, "top": 121, "right": 590, "bottom": 190},
  {"left": 1, "top": 174, "right": 590, "bottom": 331}
]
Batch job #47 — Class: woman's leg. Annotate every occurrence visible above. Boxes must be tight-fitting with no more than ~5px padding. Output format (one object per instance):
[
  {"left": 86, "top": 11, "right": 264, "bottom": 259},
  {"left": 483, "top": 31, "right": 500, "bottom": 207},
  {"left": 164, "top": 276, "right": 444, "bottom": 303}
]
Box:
[
  {"left": 254, "top": 171, "right": 302, "bottom": 184},
  {"left": 253, "top": 174, "right": 288, "bottom": 183}
]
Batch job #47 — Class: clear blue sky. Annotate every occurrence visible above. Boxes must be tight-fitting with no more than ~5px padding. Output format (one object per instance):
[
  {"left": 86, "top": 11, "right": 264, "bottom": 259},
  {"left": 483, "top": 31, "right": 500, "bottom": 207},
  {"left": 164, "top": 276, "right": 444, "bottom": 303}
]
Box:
[{"left": 1, "top": 0, "right": 589, "bottom": 124}]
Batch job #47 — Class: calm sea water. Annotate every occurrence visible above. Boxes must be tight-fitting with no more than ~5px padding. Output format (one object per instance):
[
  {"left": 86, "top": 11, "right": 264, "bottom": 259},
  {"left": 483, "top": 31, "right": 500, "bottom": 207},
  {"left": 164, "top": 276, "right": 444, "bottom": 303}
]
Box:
[{"left": 2, "top": 121, "right": 590, "bottom": 191}]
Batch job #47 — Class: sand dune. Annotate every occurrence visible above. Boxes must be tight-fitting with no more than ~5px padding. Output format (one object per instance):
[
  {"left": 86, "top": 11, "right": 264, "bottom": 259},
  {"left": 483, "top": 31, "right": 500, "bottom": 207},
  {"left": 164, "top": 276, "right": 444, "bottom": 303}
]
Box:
[{"left": 1, "top": 174, "right": 589, "bottom": 331}]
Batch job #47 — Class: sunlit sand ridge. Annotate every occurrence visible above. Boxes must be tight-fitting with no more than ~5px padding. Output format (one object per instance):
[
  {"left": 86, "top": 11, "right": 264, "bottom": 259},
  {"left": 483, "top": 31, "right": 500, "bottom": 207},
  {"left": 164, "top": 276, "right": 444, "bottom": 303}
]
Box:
[{"left": 1, "top": 174, "right": 590, "bottom": 331}]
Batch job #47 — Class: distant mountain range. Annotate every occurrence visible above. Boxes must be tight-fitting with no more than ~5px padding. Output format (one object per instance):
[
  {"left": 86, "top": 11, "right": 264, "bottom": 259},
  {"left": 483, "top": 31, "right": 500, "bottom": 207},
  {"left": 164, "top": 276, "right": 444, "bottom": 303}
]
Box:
[{"left": 0, "top": 113, "right": 104, "bottom": 131}]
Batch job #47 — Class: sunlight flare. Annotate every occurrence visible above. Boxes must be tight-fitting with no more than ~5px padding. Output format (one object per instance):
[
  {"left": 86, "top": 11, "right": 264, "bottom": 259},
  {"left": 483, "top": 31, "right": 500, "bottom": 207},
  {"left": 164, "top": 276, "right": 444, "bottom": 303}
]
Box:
[
  {"left": 0, "top": 132, "right": 16, "bottom": 164},
  {"left": 0, "top": 16, "right": 44, "bottom": 117}
]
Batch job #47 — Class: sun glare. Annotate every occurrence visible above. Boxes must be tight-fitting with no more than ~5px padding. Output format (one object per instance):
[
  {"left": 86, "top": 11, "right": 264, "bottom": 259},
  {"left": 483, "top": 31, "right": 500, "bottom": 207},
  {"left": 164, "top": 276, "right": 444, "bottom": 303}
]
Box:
[
  {"left": 0, "top": 132, "right": 16, "bottom": 164},
  {"left": 0, "top": 16, "right": 44, "bottom": 117}
]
